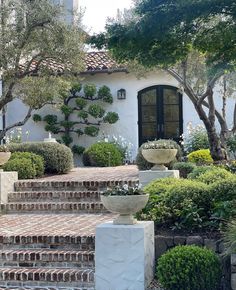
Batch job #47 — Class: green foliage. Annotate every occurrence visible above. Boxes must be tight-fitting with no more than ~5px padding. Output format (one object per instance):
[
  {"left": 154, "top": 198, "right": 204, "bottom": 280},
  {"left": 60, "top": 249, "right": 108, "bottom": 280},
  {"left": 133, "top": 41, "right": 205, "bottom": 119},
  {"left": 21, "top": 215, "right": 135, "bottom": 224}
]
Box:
[
  {"left": 8, "top": 142, "right": 73, "bottom": 174},
  {"left": 103, "top": 112, "right": 119, "bottom": 123},
  {"left": 72, "top": 145, "right": 85, "bottom": 155},
  {"left": 84, "top": 126, "right": 99, "bottom": 137},
  {"left": 98, "top": 85, "right": 113, "bottom": 103},
  {"left": 188, "top": 149, "right": 213, "bottom": 165},
  {"left": 34, "top": 83, "right": 118, "bottom": 148},
  {"left": 76, "top": 98, "right": 87, "bottom": 109},
  {"left": 84, "top": 83, "right": 97, "bottom": 97},
  {"left": 10, "top": 152, "right": 44, "bottom": 177},
  {"left": 224, "top": 220, "right": 236, "bottom": 254},
  {"left": 33, "top": 114, "right": 42, "bottom": 122},
  {"left": 88, "top": 104, "right": 105, "bottom": 118},
  {"left": 61, "top": 134, "right": 73, "bottom": 146},
  {"left": 3, "top": 158, "right": 36, "bottom": 179},
  {"left": 157, "top": 245, "right": 221, "bottom": 290},
  {"left": 196, "top": 167, "right": 233, "bottom": 185},
  {"left": 187, "top": 165, "right": 215, "bottom": 179},
  {"left": 60, "top": 105, "right": 73, "bottom": 117},
  {"left": 71, "top": 83, "right": 82, "bottom": 94},
  {"left": 172, "top": 162, "right": 196, "bottom": 178},
  {"left": 83, "top": 142, "right": 123, "bottom": 167},
  {"left": 43, "top": 115, "right": 57, "bottom": 125},
  {"left": 183, "top": 124, "right": 209, "bottom": 153}
]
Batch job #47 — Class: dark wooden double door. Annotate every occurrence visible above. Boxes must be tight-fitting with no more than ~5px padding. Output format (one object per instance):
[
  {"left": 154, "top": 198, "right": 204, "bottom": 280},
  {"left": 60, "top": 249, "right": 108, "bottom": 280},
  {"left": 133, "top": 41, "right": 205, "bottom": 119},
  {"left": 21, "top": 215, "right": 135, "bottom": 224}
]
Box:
[{"left": 138, "top": 85, "right": 183, "bottom": 146}]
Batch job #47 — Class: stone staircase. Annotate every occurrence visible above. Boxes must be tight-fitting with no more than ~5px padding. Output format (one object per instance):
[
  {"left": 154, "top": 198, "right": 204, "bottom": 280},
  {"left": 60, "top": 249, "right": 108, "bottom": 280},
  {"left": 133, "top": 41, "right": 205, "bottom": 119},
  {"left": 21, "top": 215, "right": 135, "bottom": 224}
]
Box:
[{"left": 0, "top": 179, "right": 135, "bottom": 289}]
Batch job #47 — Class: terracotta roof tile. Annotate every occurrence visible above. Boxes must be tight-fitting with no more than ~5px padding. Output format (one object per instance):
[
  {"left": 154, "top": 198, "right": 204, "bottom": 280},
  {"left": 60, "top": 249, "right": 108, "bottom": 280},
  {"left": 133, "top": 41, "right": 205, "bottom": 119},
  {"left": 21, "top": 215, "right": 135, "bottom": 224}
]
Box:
[{"left": 19, "top": 51, "right": 126, "bottom": 75}]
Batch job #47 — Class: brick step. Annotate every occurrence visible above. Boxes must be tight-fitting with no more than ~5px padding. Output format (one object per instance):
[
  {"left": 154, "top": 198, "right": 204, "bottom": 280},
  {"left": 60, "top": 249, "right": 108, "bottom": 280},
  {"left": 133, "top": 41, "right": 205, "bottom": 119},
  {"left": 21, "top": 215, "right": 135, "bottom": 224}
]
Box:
[
  {"left": 2, "top": 202, "right": 107, "bottom": 214},
  {"left": 0, "top": 287, "right": 94, "bottom": 290},
  {"left": 8, "top": 191, "right": 101, "bottom": 203},
  {"left": 14, "top": 180, "right": 136, "bottom": 192},
  {"left": 0, "top": 267, "right": 94, "bottom": 287},
  {"left": 0, "top": 250, "right": 94, "bottom": 268},
  {"left": 0, "top": 235, "right": 95, "bottom": 251}
]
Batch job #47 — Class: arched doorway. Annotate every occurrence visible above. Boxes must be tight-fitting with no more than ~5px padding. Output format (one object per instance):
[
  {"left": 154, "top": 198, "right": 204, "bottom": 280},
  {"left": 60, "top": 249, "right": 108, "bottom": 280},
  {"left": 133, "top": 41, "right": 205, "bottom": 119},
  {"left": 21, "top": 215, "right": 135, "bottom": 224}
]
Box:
[{"left": 138, "top": 85, "right": 183, "bottom": 146}]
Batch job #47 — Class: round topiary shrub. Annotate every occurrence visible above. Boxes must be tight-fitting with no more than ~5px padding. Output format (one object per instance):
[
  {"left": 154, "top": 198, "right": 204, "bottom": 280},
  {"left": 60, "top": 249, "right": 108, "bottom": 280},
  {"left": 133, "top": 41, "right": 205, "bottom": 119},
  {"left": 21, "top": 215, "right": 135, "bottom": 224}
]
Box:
[
  {"left": 172, "top": 162, "right": 196, "bottom": 178},
  {"left": 188, "top": 149, "right": 213, "bottom": 165},
  {"left": 83, "top": 142, "right": 123, "bottom": 167},
  {"left": 3, "top": 158, "right": 36, "bottom": 179},
  {"left": 10, "top": 152, "right": 44, "bottom": 177},
  {"left": 157, "top": 245, "right": 221, "bottom": 290},
  {"left": 8, "top": 142, "right": 73, "bottom": 174},
  {"left": 196, "top": 167, "right": 233, "bottom": 184}
]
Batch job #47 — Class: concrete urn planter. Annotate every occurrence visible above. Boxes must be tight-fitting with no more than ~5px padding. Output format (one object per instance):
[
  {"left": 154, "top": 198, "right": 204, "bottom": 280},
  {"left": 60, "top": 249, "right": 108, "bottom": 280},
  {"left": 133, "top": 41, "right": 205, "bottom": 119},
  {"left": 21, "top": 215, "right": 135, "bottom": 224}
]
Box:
[
  {"left": 101, "top": 194, "right": 149, "bottom": 225},
  {"left": 142, "top": 148, "right": 177, "bottom": 170},
  {"left": 0, "top": 152, "right": 11, "bottom": 166}
]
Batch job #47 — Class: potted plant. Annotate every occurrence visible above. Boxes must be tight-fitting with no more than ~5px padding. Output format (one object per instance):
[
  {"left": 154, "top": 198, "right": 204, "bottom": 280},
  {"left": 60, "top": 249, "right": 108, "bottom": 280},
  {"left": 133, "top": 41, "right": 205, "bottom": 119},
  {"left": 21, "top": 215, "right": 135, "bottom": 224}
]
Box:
[
  {"left": 0, "top": 145, "right": 11, "bottom": 166},
  {"left": 141, "top": 139, "right": 177, "bottom": 170},
  {"left": 101, "top": 184, "right": 149, "bottom": 225}
]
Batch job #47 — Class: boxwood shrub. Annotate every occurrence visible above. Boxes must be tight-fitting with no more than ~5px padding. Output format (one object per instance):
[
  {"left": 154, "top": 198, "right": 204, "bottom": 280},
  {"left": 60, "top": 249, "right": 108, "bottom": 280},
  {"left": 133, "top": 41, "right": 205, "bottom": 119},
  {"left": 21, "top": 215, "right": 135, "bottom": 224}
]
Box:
[
  {"left": 157, "top": 245, "right": 221, "bottom": 290},
  {"left": 195, "top": 167, "right": 233, "bottom": 185},
  {"left": 188, "top": 149, "right": 213, "bottom": 165},
  {"left": 8, "top": 142, "right": 73, "bottom": 174},
  {"left": 172, "top": 162, "right": 196, "bottom": 178},
  {"left": 83, "top": 142, "right": 123, "bottom": 167},
  {"left": 10, "top": 152, "right": 44, "bottom": 177},
  {"left": 3, "top": 158, "right": 36, "bottom": 179}
]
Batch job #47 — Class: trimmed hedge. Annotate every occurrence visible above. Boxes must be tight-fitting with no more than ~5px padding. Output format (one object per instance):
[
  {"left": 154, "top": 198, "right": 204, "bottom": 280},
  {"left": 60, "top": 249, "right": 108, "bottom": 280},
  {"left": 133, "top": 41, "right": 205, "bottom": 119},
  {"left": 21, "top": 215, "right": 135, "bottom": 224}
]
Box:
[
  {"left": 8, "top": 142, "right": 73, "bottom": 174},
  {"left": 83, "top": 142, "right": 123, "bottom": 167},
  {"left": 3, "top": 158, "right": 36, "bottom": 179},
  {"left": 10, "top": 152, "right": 44, "bottom": 177},
  {"left": 196, "top": 167, "right": 233, "bottom": 185},
  {"left": 157, "top": 245, "right": 221, "bottom": 290}
]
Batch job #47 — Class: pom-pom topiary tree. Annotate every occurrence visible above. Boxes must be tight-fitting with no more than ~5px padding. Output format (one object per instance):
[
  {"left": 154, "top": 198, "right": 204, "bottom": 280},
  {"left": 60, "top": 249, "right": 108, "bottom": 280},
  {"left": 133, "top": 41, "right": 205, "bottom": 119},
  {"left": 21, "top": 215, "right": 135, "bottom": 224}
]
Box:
[{"left": 33, "top": 83, "right": 119, "bottom": 153}]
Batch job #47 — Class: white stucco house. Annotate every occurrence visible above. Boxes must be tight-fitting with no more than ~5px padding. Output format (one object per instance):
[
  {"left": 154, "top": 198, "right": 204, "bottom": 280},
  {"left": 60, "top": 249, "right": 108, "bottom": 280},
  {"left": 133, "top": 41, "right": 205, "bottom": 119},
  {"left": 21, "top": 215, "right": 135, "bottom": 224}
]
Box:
[{"left": 5, "top": 51, "right": 235, "bottom": 162}]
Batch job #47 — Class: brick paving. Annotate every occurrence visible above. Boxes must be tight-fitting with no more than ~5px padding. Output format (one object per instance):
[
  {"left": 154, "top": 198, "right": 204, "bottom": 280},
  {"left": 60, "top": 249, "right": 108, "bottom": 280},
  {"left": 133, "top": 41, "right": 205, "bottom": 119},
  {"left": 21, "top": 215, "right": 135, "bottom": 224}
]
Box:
[
  {"left": 0, "top": 214, "right": 114, "bottom": 237},
  {"left": 36, "top": 165, "right": 139, "bottom": 182}
]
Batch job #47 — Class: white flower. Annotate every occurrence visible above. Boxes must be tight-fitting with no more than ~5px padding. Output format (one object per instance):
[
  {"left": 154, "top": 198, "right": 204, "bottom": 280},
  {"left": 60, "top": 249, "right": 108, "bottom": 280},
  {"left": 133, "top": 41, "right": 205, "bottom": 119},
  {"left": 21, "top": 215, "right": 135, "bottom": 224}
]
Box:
[{"left": 123, "top": 184, "right": 128, "bottom": 191}]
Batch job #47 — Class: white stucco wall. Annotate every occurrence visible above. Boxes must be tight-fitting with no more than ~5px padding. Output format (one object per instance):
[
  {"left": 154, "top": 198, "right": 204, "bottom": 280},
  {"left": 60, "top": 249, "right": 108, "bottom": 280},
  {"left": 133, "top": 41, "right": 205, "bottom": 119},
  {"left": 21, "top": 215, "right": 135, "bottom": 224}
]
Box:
[{"left": 6, "top": 69, "right": 235, "bottom": 163}]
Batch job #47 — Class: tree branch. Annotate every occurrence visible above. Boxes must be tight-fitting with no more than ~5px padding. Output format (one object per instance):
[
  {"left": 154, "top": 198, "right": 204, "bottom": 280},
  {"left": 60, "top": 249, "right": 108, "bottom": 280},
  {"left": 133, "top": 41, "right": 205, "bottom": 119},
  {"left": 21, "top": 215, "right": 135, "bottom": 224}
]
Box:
[{"left": 0, "top": 107, "right": 33, "bottom": 140}]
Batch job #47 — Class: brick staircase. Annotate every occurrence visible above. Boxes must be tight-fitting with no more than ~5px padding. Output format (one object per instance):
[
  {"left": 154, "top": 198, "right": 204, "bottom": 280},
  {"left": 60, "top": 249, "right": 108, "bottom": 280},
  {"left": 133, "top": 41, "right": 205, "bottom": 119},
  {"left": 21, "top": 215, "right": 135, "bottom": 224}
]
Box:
[{"left": 0, "top": 179, "right": 136, "bottom": 290}]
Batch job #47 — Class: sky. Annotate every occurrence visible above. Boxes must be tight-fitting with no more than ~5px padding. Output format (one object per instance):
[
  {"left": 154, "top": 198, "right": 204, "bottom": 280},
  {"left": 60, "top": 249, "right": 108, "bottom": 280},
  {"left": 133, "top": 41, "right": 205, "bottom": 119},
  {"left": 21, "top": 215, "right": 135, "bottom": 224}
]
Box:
[{"left": 79, "top": 0, "right": 133, "bottom": 33}]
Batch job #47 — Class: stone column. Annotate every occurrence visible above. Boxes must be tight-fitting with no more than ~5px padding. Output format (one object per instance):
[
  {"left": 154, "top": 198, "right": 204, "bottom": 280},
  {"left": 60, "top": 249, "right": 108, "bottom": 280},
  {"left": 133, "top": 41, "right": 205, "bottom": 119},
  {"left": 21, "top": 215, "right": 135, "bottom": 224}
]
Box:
[
  {"left": 95, "top": 221, "right": 154, "bottom": 290},
  {"left": 139, "top": 170, "right": 179, "bottom": 187},
  {"left": 0, "top": 171, "right": 18, "bottom": 204}
]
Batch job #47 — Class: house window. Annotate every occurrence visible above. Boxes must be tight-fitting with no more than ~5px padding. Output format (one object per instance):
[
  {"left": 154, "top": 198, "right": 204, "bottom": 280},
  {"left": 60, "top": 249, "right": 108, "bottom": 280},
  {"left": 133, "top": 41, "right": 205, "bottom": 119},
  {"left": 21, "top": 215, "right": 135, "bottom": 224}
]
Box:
[{"left": 138, "top": 85, "right": 183, "bottom": 146}]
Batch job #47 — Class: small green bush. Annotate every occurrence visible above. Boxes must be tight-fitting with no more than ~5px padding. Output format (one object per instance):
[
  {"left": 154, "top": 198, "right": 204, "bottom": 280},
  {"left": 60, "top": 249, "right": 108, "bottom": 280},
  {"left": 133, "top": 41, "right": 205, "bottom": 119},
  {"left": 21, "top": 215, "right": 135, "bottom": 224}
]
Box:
[
  {"left": 196, "top": 167, "right": 233, "bottom": 184},
  {"left": 183, "top": 124, "right": 209, "bottom": 153},
  {"left": 157, "top": 245, "right": 221, "bottom": 290},
  {"left": 172, "top": 162, "right": 196, "bottom": 178},
  {"left": 83, "top": 142, "right": 123, "bottom": 167},
  {"left": 187, "top": 165, "right": 215, "bottom": 179},
  {"left": 188, "top": 149, "right": 213, "bottom": 164},
  {"left": 8, "top": 142, "right": 73, "bottom": 174},
  {"left": 3, "top": 158, "right": 36, "bottom": 179},
  {"left": 10, "top": 152, "right": 44, "bottom": 177},
  {"left": 139, "top": 178, "right": 210, "bottom": 230}
]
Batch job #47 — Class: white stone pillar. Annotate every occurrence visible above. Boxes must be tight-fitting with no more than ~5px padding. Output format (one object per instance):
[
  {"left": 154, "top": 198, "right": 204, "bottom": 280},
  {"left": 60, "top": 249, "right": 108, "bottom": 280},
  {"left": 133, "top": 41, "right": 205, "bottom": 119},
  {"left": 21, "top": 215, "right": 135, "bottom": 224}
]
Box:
[
  {"left": 0, "top": 171, "right": 18, "bottom": 204},
  {"left": 139, "top": 170, "right": 179, "bottom": 187},
  {"left": 95, "top": 221, "right": 154, "bottom": 290}
]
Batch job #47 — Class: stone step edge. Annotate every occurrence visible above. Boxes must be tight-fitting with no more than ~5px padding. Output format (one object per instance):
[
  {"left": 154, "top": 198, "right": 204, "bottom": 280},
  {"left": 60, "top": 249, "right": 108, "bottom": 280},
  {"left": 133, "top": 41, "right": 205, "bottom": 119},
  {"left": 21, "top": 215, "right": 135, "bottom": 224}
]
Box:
[
  {"left": 0, "top": 267, "right": 94, "bottom": 283},
  {"left": 14, "top": 180, "right": 138, "bottom": 190},
  {"left": 0, "top": 249, "right": 94, "bottom": 263},
  {"left": 0, "top": 235, "right": 95, "bottom": 245}
]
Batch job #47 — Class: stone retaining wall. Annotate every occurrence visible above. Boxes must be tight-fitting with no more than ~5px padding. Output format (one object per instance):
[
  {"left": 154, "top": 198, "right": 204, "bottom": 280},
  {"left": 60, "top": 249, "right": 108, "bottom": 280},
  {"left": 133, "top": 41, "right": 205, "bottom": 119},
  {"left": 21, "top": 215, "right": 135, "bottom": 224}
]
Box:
[{"left": 154, "top": 234, "right": 230, "bottom": 290}]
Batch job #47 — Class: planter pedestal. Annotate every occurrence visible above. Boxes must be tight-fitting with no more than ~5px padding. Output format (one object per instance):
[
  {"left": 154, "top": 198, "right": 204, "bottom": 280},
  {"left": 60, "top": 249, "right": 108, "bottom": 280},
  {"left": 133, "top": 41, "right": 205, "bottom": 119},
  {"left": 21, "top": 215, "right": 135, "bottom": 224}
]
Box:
[
  {"left": 139, "top": 170, "right": 179, "bottom": 188},
  {"left": 95, "top": 221, "right": 154, "bottom": 290},
  {"left": 0, "top": 171, "right": 18, "bottom": 204}
]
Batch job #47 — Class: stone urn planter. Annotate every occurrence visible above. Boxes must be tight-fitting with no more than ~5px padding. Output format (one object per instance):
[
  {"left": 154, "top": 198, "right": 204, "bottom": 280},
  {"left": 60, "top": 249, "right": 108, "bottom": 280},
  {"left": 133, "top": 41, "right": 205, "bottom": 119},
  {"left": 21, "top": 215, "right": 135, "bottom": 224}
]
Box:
[
  {"left": 142, "top": 148, "right": 177, "bottom": 170},
  {"left": 101, "top": 194, "right": 149, "bottom": 225},
  {"left": 0, "top": 152, "right": 11, "bottom": 166}
]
